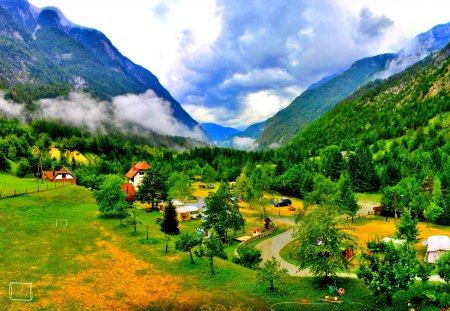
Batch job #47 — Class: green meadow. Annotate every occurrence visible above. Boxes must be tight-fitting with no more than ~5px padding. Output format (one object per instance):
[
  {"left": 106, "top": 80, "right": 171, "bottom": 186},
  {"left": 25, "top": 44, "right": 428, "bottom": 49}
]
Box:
[{"left": 1, "top": 174, "right": 438, "bottom": 310}]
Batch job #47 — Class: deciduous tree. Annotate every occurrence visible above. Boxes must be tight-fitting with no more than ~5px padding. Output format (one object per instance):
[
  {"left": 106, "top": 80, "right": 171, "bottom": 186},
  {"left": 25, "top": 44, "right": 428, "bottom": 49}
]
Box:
[
  {"left": 195, "top": 234, "right": 227, "bottom": 275},
  {"left": 135, "top": 167, "right": 168, "bottom": 208},
  {"left": 94, "top": 175, "right": 129, "bottom": 218},
  {"left": 176, "top": 233, "right": 199, "bottom": 264},
  {"left": 256, "top": 256, "right": 288, "bottom": 291},
  {"left": 358, "top": 239, "right": 420, "bottom": 306}
]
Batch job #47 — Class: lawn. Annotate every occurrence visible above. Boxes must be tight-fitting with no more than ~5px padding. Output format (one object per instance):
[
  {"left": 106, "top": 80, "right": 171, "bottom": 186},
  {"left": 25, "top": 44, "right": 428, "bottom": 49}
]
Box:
[
  {"left": 0, "top": 172, "right": 62, "bottom": 198},
  {"left": 1, "top": 174, "right": 424, "bottom": 310}
]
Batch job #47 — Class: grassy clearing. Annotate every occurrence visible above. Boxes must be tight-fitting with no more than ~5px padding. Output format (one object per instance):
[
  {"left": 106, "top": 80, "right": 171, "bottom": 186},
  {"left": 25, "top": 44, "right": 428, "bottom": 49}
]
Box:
[
  {"left": 355, "top": 192, "right": 382, "bottom": 203},
  {"left": 0, "top": 173, "right": 60, "bottom": 198},
  {"left": 1, "top": 174, "right": 432, "bottom": 310}
]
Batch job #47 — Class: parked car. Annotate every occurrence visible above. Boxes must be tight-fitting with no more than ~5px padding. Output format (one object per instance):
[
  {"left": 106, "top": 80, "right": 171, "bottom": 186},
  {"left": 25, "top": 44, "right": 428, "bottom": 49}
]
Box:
[
  {"left": 274, "top": 198, "right": 292, "bottom": 207},
  {"left": 208, "top": 183, "right": 215, "bottom": 189}
]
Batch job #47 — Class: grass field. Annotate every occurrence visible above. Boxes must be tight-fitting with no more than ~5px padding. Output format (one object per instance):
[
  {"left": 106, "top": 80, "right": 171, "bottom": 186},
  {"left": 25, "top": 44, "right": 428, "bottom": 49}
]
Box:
[
  {"left": 1, "top": 174, "right": 439, "bottom": 310},
  {"left": 0, "top": 173, "right": 62, "bottom": 198}
]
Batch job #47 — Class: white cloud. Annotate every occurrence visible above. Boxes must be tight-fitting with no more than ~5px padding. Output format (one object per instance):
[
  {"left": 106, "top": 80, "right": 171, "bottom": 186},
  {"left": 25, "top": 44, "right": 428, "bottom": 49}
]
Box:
[
  {"left": 0, "top": 95, "right": 23, "bottom": 117},
  {"left": 220, "top": 68, "right": 296, "bottom": 90},
  {"left": 231, "top": 136, "right": 257, "bottom": 150},
  {"left": 33, "top": 91, "right": 208, "bottom": 141}
]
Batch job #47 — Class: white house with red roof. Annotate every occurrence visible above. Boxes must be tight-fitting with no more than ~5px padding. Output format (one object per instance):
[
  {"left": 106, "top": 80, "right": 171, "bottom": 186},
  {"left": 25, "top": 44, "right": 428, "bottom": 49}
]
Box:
[
  {"left": 125, "top": 161, "right": 152, "bottom": 191},
  {"left": 42, "top": 166, "right": 77, "bottom": 184}
]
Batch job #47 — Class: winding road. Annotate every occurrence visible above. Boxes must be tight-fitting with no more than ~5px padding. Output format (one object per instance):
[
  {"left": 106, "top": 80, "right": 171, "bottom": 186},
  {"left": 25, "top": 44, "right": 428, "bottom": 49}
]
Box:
[{"left": 255, "top": 205, "right": 444, "bottom": 282}]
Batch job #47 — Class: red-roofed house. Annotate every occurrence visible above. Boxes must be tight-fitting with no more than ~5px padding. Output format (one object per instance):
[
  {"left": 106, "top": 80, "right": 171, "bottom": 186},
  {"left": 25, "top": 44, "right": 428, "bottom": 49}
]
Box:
[
  {"left": 42, "top": 166, "right": 77, "bottom": 184},
  {"left": 125, "top": 161, "right": 152, "bottom": 191}
]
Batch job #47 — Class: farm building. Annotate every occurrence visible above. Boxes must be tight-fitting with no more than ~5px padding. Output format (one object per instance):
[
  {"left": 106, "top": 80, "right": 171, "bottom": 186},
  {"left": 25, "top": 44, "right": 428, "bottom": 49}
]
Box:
[
  {"left": 423, "top": 235, "right": 450, "bottom": 263},
  {"left": 42, "top": 166, "right": 76, "bottom": 184},
  {"left": 125, "top": 161, "right": 151, "bottom": 191}
]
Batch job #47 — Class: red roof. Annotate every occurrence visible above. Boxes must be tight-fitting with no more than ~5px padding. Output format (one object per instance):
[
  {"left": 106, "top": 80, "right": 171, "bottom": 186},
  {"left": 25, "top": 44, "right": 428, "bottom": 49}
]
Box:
[
  {"left": 125, "top": 161, "right": 151, "bottom": 179},
  {"left": 42, "top": 171, "right": 55, "bottom": 180},
  {"left": 121, "top": 183, "right": 136, "bottom": 202},
  {"left": 42, "top": 166, "right": 76, "bottom": 181}
]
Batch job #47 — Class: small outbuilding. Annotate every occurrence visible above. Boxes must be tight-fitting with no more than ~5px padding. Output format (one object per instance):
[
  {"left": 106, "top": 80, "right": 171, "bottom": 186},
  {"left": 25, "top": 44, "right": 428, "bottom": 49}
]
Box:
[
  {"left": 176, "top": 206, "right": 200, "bottom": 222},
  {"left": 423, "top": 235, "right": 450, "bottom": 263},
  {"left": 42, "top": 166, "right": 76, "bottom": 184}
]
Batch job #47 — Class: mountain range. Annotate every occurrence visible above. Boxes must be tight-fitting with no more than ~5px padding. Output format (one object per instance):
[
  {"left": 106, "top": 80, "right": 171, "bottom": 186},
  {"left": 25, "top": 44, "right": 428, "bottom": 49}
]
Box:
[
  {"left": 232, "top": 22, "right": 450, "bottom": 149},
  {"left": 0, "top": 0, "right": 206, "bottom": 145}
]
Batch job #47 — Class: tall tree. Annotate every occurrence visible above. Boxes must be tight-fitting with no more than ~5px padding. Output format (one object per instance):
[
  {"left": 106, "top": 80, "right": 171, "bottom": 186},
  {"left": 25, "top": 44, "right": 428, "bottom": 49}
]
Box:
[
  {"left": 161, "top": 201, "right": 179, "bottom": 235},
  {"left": 168, "top": 171, "right": 192, "bottom": 200},
  {"left": 195, "top": 234, "right": 227, "bottom": 275},
  {"left": 348, "top": 146, "right": 379, "bottom": 192},
  {"left": 293, "top": 204, "right": 356, "bottom": 279},
  {"left": 135, "top": 167, "right": 168, "bottom": 209},
  {"left": 94, "top": 175, "right": 129, "bottom": 218},
  {"left": 202, "top": 183, "right": 244, "bottom": 239},
  {"left": 337, "top": 173, "right": 359, "bottom": 221},
  {"left": 256, "top": 256, "right": 288, "bottom": 291},
  {"left": 395, "top": 208, "right": 420, "bottom": 243},
  {"left": 320, "top": 145, "right": 344, "bottom": 182}
]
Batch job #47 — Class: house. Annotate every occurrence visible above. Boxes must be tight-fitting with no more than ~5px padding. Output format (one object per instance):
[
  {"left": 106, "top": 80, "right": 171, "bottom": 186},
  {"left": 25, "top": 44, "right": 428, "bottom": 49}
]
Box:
[
  {"left": 176, "top": 206, "right": 200, "bottom": 222},
  {"left": 42, "top": 166, "right": 76, "bottom": 184},
  {"left": 423, "top": 235, "right": 450, "bottom": 263},
  {"left": 125, "top": 161, "right": 151, "bottom": 191}
]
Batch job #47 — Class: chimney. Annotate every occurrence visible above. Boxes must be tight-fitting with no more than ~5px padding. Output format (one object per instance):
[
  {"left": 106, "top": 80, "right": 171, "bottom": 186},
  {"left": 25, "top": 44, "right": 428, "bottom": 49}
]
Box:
[{"left": 132, "top": 164, "right": 136, "bottom": 170}]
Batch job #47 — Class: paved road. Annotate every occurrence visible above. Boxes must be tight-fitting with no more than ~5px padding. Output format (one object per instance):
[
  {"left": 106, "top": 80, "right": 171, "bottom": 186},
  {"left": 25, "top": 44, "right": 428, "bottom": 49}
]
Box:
[
  {"left": 255, "top": 217, "right": 355, "bottom": 278},
  {"left": 256, "top": 207, "right": 444, "bottom": 282}
]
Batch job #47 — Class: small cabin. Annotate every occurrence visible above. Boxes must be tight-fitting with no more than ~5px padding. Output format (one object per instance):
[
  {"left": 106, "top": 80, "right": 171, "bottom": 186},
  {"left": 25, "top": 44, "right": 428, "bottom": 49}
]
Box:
[
  {"left": 423, "top": 235, "right": 450, "bottom": 263},
  {"left": 42, "top": 166, "right": 76, "bottom": 185}
]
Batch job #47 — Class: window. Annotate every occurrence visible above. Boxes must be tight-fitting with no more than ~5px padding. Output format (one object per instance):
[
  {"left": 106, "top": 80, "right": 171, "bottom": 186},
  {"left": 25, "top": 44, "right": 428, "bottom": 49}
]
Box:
[
  {"left": 139, "top": 171, "right": 145, "bottom": 175},
  {"left": 62, "top": 173, "right": 66, "bottom": 179}
]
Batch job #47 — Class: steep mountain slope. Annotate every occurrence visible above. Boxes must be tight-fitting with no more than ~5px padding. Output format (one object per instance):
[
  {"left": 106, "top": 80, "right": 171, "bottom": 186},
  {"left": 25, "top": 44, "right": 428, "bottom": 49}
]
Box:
[
  {"left": 256, "top": 22, "right": 450, "bottom": 149},
  {"left": 200, "top": 123, "right": 241, "bottom": 142},
  {"left": 288, "top": 43, "right": 450, "bottom": 154},
  {"left": 257, "top": 53, "right": 395, "bottom": 148},
  {"left": 0, "top": 0, "right": 200, "bottom": 131}
]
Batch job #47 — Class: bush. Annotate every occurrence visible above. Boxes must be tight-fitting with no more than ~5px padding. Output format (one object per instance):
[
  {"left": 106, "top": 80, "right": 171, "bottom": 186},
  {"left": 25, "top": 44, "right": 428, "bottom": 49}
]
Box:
[
  {"left": 232, "top": 245, "right": 262, "bottom": 269},
  {"left": 437, "top": 252, "right": 450, "bottom": 284}
]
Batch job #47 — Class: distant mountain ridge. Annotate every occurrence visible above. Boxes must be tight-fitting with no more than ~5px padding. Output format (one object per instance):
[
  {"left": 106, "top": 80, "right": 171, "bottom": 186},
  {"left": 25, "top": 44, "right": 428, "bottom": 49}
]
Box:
[
  {"left": 255, "top": 22, "right": 450, "bottom": 149},
  {"left": 200, "top": 123, "right": 241, "bottom": 142},
  {"left": 0, "top": 0, "right": 202, "bottom": 135}
]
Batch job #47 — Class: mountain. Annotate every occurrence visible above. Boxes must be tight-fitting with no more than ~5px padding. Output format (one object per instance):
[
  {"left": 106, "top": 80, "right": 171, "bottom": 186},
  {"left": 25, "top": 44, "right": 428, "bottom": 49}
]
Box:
[
  {"left": 256, "top": 53, "right": 396, "bottom": 149},
  {"left": 200, "top": 123, "right": 240, "bottom": 142},
  {"left": 0, "top": 0, "right": 202, "bottom": 137},
  {"left": 287, "top": 42, "right": 450, "bottom": 155},
  {"left": 213, "top": 120, "right": 267, "bottom": 149},
  {"left": 256, "top": 22, "right": 450, "bottom": 149}
]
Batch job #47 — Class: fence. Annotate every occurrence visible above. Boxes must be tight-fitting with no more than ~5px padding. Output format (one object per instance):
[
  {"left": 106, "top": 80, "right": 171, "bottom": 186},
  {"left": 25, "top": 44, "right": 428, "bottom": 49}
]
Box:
[
  {"left": 238, "top": 227, "right": 277, "bottom": 247},
  {"left": 0, "top": 182, "right": 71, "bottom": 200},
  {"left": 345, "top": 211, "right": 379, "bottom": 221}
]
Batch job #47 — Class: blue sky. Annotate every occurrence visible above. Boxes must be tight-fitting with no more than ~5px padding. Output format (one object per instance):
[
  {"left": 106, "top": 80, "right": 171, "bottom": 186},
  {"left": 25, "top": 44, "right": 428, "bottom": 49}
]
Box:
[{"left": 29, "top": 0, "right": 450, "bottom": 129}]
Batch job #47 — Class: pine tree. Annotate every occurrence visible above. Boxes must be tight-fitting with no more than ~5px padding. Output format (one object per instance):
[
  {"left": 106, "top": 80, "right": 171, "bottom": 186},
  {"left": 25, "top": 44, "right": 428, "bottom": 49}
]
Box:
[
  {"left": 161, "top": 201, "right": 179, "bottom": 235},
  {"left": 348, "top": 146, "right": 379, "bottom": 192},
  {"left": 135, "top": 167, "right": 168, "bottom": 209},
  {"left": 338, "top": 174, "right": 359, "bottom": 222},
  {"left": 395, "top": 208, "right": 420, "bottom": 243}
]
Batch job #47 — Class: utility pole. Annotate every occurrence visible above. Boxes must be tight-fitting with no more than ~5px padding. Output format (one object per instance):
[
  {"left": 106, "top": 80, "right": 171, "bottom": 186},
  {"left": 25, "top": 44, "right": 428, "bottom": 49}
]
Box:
[{"left": 393, "top": 191, "right": 397, "bottom": 223}]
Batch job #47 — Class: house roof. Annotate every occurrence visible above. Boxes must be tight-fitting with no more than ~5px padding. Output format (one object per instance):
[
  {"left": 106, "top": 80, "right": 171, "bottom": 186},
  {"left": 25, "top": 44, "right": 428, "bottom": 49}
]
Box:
[
  {"left": 42, "top": 171, "right": 55, "bottom": 180},
  {"left": 176, "top": 206, "right": 199, "bottom": 213},
  {"left": 125, "top": 161, "right": 151, "bottom": 179},
  {"left": 55, "top": 166, "right": 75, "bottom": 178},
  {"left": 42, "top": 166, "right": 76, "bottom": 180},
  {"left": 426, "top": 236, "right": 450, "bottom": 252}
]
